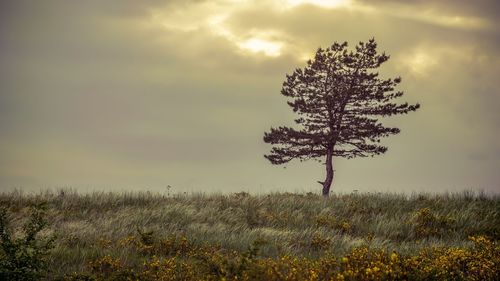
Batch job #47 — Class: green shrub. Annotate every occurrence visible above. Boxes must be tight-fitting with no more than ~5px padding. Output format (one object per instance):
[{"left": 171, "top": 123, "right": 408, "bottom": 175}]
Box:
[
  {"left": 0, "top": 204, "right": 55, "bottom": 280},
  {"left": 412, "top": 208, "right": 455, "bottom": 238}
]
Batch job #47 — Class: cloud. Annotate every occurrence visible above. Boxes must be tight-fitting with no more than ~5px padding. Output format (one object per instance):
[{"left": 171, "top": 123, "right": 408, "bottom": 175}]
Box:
[
  {"left": 1, "top": 0, "right": 499, "bottom": 192},
  {"left": 353, "top": 0, "right": 500, "bottom": 24}
]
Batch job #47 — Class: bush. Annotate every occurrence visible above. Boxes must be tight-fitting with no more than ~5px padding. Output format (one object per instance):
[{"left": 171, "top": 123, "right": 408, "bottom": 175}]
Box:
[
  {"left": 62, "top": 235, "right": 500, "bottom": 280},
  {"left": 412, "top": 208, "right": 455, "bottom": 238},
  {"left": 0, "top": 204, "right": 55, "bottom": 280}
]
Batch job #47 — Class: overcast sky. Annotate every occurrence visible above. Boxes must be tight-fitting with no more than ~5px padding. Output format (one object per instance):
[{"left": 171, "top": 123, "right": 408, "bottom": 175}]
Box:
[{"left": 1, "top": 0, "right": 499, "bottom": 194}]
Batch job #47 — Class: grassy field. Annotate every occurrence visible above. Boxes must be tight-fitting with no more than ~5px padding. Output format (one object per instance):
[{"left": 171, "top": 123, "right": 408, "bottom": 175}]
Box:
[{"left": 1, "top": 189, "right": 499, "bottom": 280}]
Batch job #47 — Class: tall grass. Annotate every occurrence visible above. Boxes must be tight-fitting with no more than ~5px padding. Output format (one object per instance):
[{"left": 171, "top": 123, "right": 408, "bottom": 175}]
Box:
[{"left": 0, "top": 189, "right": 498, "bottom": 279}]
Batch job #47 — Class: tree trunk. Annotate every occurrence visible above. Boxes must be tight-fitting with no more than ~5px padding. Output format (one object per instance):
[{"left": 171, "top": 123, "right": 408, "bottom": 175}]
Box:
[{"left": 322, "top": 149, "right": 334, "bottom": 196}]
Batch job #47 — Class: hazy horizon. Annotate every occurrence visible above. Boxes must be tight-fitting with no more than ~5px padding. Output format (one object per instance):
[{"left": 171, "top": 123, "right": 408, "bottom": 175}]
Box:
[{"left": 1, "top": 0, "right": 499, "bottom": 194}]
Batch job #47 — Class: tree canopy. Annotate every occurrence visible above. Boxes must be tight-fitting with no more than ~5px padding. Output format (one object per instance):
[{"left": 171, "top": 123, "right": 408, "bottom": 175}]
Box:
[{"left": 263, "top": 39, "right": 420, "bottom": 196}]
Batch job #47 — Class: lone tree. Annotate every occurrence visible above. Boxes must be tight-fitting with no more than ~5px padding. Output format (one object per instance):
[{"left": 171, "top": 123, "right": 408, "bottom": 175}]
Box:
[{"left": 263, "top": 39, "right": 419, "bottom": 196}]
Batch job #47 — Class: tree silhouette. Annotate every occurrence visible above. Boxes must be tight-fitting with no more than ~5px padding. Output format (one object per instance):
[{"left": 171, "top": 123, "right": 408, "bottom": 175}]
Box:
[{"left": 263, "top": 39, "right": 419, "bottom": 196}]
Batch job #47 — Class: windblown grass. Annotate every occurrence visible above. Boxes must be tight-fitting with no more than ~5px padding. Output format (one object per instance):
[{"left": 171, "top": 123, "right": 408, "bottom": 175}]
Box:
[{"left": 0, "top": 189, "right": 499, "bottom": 280}]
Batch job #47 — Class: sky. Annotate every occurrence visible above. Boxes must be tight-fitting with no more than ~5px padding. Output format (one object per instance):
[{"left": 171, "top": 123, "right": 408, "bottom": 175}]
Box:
[{"left": 1, "top": 0, "right": 499, "bottom": 194}]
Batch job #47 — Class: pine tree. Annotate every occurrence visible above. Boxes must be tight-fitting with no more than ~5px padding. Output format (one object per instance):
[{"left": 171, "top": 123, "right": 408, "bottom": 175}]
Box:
[{"left": 263, "top": 39, "right": 420, "bottom": 196}]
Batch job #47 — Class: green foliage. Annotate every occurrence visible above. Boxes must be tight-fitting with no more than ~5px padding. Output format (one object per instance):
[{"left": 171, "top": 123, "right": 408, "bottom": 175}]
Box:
[{"left": 0, "top": 204, "right": 55, "bottom": 280}]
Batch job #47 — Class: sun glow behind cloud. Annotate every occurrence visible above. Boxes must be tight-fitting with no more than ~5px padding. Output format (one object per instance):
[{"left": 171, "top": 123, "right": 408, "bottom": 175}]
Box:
[
  {"left": 238, "top": 38, "right": 283, "bottom": 57},
  {"left": 151, "top": 0, "right": 487, "bottom": 61},
  {"left": 152, "top": 4, "right": 287, "bottom": 58},
  {"left": 207, "top": 13, "right": 285, "bottom": 57},
  {"left": 403, "top": 50, "right": 437, "bottom": 76},
  {"left": 283, "top": 0, "right": 351, "bottom": 9},
  {"left": 150, "top": 0, "right": 355, "bottom": 59}
]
